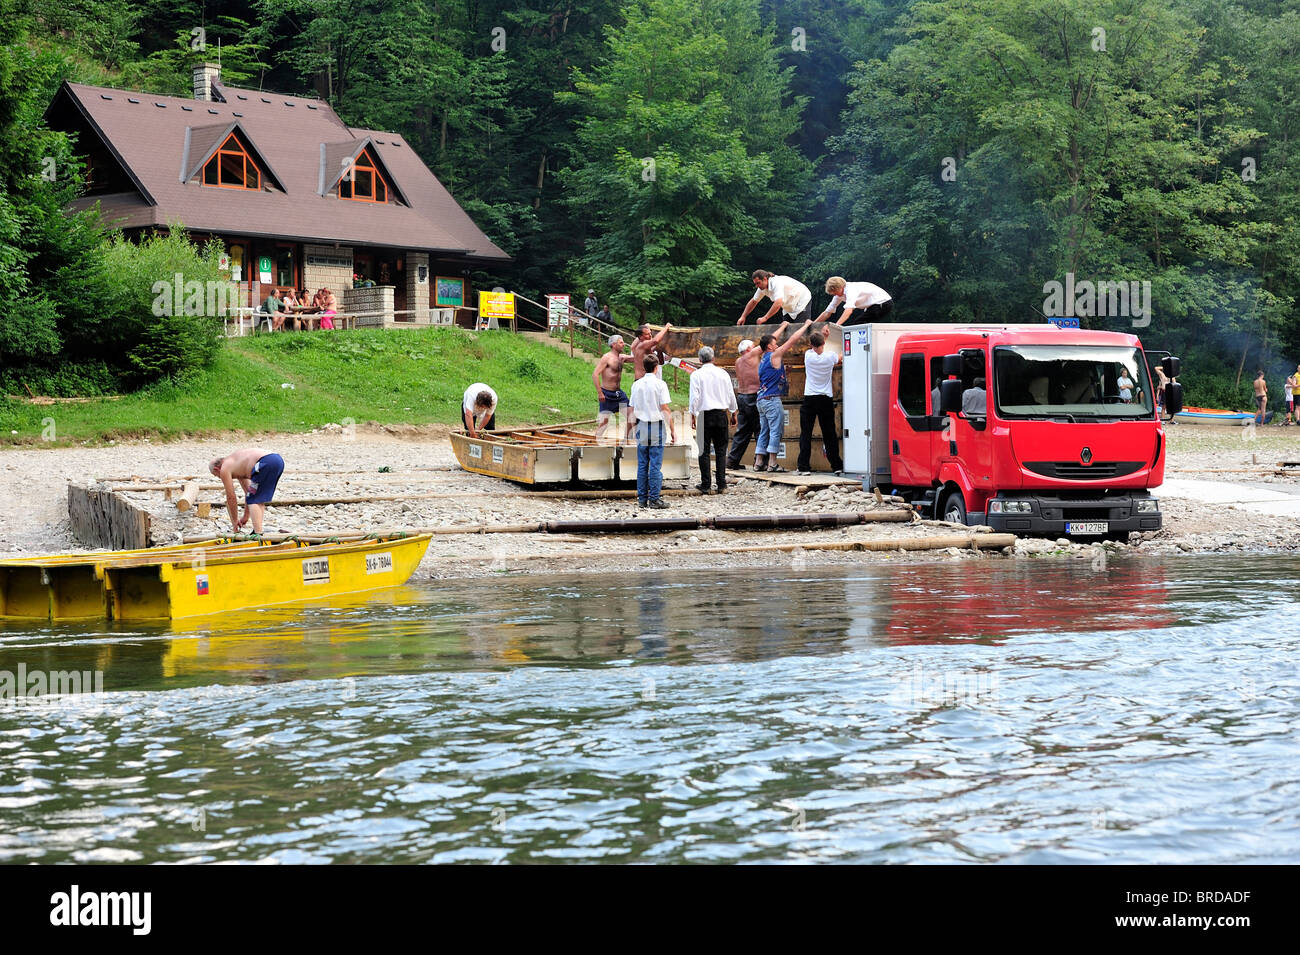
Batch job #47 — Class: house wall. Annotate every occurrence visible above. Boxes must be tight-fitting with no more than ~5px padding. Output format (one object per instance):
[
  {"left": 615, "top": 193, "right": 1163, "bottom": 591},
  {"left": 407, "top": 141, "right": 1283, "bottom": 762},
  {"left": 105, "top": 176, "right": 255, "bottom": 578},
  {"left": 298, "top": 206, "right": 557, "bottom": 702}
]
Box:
[
  {"left": 405, "top": 252, "right": 430, "bottom": 324},
  {"left": 303, "top": 244, "right": 354, "bottom": 298},
  {"left": 344, "top": 286, "right": 394, "bottom": 326}
]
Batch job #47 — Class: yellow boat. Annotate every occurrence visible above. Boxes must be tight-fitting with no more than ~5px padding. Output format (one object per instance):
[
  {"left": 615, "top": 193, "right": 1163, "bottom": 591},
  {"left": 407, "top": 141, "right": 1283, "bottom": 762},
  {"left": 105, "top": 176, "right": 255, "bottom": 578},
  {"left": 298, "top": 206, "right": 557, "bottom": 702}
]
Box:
[{"left": 0, "top": 534, "right": 432, "bottom": 622}]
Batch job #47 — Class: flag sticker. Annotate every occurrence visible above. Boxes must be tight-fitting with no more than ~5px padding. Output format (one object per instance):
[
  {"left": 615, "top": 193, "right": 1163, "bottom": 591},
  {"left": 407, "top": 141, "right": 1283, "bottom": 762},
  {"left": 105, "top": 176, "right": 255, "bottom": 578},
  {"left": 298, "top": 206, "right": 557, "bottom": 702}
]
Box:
[
  {"left": 302, "top": 557, "right": 330, "bottom": 585},
  {"left": 196, "top": 574, "right": 209, "bottom": 595},
  {"left": 365, "top": 552, "right": 394, "bottom": 574}
]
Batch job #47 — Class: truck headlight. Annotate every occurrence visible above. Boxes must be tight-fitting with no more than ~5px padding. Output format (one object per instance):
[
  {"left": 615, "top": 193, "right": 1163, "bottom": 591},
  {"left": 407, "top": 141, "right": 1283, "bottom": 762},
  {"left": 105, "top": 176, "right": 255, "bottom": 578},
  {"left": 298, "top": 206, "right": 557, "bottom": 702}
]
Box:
[
  {"left": 1136, "top": 499, "right": 1158, "bottom": 513},
  {"left": 990, "top": 501, "right": 1003, "bottom": 513}
]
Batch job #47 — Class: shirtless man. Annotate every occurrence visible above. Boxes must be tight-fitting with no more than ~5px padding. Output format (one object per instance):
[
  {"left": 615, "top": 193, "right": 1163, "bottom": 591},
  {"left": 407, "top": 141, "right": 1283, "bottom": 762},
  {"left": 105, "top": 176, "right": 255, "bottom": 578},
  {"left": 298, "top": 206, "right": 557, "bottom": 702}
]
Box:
[
  {"left": 209, "top": 448, "right": 284, "bottom": 535},
  {"left": 593, "top": 335, "right": 635, "bottom": 440},
  {"left": 1254, "top": 370, "right": 1268, "bottom": 425},
  {"left": 727, "top": 322, "right": 788, "bottom": 468},
  {"left": 631, "top": 323, "right": 672, "bottom": 379}
]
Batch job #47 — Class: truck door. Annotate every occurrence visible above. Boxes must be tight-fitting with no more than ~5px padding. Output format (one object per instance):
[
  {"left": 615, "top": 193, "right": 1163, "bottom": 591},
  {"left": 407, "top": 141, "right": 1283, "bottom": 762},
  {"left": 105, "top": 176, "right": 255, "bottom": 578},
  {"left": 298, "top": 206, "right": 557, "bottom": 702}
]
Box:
[
  {"left": 948, "top": 347, "right": 993, "bottom": 495},
  {"left": 890, "top": 351, "right": 932, "bottom": 486}
]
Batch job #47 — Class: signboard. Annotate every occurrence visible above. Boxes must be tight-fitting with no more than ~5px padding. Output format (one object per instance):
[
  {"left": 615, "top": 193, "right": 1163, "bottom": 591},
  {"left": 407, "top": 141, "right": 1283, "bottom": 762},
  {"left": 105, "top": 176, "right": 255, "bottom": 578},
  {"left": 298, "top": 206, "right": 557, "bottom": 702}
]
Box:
[
  {"left": 436, "top": 277, "right": 465, "bottom": 307},
  {"left": 478, "top": 290, "right": 515, "bottom": 330},
  {"left": 258, "top": 255, "right": 274, "bottom": 284},
  {"left": 218, "top": 254, "right": 230, "bottom": 271},
  {"left": 547, "top": 294, "right": 570, "bottom": 330},
  {"left": 1049, "top": 316, "right": 1080, "bottom": 329},
  {"left": 306, "top": 253, "right": 352, "bottom": 269}
]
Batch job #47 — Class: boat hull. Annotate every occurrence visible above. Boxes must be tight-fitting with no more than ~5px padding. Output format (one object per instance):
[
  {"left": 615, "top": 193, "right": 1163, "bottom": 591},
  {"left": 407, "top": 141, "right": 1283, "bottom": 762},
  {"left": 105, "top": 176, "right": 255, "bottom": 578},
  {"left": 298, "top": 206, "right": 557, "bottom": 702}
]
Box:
[{"left": 451, "top": 427, "right": 689, "bottom": 483}]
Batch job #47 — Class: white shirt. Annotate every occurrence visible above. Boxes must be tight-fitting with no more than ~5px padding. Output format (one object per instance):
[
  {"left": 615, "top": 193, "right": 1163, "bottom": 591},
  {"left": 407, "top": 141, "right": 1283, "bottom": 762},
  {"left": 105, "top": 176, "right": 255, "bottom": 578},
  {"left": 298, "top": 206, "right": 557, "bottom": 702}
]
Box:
[
  {"left": 962, "top": 387, "right": 987, "bottom": 416},
  {"left": 630, "top": 375, "right": 670, "bottom": 422},
  {"left": 462, "top": 383, "right": 498, "bottom": 418},
  {"left": 803, "top": 349, "right": 840, "bottom": 397},
  {"left": 827, "top": 281, "right": 891, "bottom": 313},
  {"left": 688, "top": 362, "right": 739, "bottom": 414},
  {"left": 752, "top": 275, "right": 811, "bottom": 316}
]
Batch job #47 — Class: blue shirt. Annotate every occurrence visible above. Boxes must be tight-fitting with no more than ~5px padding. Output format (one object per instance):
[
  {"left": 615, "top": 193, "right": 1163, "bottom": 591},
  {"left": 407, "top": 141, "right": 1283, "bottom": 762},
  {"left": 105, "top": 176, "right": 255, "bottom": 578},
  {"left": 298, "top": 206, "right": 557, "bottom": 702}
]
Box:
[{"left": 758, "top": 352, "right": 786, "bottom": 400}]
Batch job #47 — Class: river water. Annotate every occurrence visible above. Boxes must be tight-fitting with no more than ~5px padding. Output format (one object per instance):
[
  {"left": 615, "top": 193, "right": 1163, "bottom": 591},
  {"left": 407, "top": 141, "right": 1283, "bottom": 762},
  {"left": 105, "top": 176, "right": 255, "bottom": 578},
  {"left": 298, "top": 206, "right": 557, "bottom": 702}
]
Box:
[{"left": 1, "top": 555, "right": 1297, "bottom": 864}]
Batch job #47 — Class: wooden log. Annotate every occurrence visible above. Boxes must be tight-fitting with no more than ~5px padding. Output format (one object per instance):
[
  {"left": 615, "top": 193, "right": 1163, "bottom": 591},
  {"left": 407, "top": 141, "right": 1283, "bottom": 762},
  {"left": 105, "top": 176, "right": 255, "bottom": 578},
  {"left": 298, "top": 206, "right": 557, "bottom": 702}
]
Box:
[
  {"left": 503, "top": 532, "right": 1018, "bottom": 562},
  {"left": 196, "top": 502, "right": 212, "bottom": 518},
  {"left": 175, "top": 481, "right": 200, "bottom": 512}
]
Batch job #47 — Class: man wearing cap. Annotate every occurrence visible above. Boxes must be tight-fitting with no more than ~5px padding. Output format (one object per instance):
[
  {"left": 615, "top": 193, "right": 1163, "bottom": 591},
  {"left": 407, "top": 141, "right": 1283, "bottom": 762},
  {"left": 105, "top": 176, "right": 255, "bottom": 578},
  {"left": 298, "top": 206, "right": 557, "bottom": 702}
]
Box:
[
  {"left": 816, "top": 276, "right": 893, "bottom": 325},
  {"left": 593, "top": 334, "right": 634, "bottom": 440},
  {"left": 688, "top": 346, "right": 738, "bottom": 494},
  {"left": 737, "top": 270, "right": 813, "bottom": 325},
  {"left": 585, "top": 289, "right": 599, "bottom": 319}
]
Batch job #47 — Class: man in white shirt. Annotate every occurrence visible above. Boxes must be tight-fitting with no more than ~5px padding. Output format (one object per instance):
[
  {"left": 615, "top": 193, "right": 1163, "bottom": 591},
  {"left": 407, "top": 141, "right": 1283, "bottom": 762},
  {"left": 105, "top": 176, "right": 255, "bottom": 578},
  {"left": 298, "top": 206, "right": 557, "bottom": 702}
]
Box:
[
  {"left": 629, "top": 354, "right": 677, "bottom": 508},
  {"left": 796, "top": 329, "right": 843, "bottom": 474},
  {"left": 462, "top": 382, "right": 498, "bottom": 437},
  {"left": 736, "top": 269, "right": 812, "bottom": 325},
  {"left": 688, "top": 346, "right": 738, "bottom": 494},
  {"left": 816, "top": 276, "right": 893, "bottom": 325},
  {"left": 962, "top": 377, "right": 987, "bottom": 417}
]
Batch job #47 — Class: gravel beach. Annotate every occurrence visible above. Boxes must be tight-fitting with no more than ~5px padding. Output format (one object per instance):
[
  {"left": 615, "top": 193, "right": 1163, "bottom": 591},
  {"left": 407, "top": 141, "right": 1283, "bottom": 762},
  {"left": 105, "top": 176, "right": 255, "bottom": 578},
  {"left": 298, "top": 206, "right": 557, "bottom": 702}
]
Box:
[{"left": 2, "top": 421, "right": 1298, "bottom": 578}]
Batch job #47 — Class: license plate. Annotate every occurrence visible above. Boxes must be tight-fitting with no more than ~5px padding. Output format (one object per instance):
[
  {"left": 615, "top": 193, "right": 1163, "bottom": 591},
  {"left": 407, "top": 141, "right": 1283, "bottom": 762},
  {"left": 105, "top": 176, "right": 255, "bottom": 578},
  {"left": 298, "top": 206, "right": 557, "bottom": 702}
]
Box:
[{"left": 1066, "top": 521, "right": 1108, "bottom": 535}]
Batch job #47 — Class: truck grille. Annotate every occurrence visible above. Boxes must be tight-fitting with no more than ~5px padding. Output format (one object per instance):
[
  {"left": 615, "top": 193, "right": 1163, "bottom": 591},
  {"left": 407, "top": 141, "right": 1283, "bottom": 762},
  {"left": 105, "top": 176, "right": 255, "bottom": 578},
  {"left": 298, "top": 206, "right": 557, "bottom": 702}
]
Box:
[{"left": 1023, "top": 461, "right": 1143, "bottom": 480}]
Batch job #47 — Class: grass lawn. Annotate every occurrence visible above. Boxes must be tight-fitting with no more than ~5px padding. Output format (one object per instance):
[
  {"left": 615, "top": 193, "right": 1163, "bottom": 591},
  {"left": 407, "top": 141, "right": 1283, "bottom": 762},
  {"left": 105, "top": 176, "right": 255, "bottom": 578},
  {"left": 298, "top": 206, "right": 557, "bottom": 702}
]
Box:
[{"left": 0, "top": 328, "right": 691, "bottom": 446}]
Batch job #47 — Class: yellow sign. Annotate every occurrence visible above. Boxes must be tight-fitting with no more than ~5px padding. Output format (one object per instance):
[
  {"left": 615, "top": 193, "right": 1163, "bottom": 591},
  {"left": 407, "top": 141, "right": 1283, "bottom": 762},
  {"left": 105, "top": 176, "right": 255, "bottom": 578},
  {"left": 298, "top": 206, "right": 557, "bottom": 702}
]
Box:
[{"left": 478, "top": 291, "right": 515, "bottom": 320}]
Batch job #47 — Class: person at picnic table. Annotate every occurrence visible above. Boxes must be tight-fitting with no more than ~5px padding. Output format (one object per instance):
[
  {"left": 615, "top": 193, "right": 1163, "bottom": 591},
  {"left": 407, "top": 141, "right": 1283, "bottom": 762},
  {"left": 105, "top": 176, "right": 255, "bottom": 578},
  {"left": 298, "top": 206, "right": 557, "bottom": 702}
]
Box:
[
  {"left": 311, "top": 288, "right": 338, "bottom": 330},
  {"left": 462, "top": 383, "right": 498, "bottom": 437},
  {"left": 278, "top": 289, "right": 299, "bottom": 330},
  {"left": 260, "top": 290, "right": 284, "bottom": 331},
  {"left": 209, "top": 447, "right": 284, "bottom": 535}
]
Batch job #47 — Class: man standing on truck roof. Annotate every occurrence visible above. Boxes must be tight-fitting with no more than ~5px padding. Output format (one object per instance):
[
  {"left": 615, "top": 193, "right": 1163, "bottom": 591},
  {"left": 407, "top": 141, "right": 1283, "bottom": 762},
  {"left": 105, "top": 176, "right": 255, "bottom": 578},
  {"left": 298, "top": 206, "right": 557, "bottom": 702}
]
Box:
[
  {"left": 795, "top": 328, "right": 844, "bottom": 475},
  {"left": 593, "top": 335, "right": 635, "bottom": 441},
  {"left": 737, "top": 270, "right": 812, "bottom": 325},
  {"left": 209, "top": 447, "right": 283, "bottom": 536},
  {"left": 815, "top": 277, "right": 893, "bottom": 326},
  {"left": 1254, "top": 370, "right": 1269, "bottom": 425}
]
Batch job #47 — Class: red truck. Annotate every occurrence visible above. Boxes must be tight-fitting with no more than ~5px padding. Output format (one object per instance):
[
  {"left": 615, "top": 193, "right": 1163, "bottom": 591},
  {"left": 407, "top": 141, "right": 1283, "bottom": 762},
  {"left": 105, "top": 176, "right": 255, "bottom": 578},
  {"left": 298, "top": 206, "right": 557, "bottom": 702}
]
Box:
[{"left": 840, "top": 323, "right": 1182, "bottom": 538}]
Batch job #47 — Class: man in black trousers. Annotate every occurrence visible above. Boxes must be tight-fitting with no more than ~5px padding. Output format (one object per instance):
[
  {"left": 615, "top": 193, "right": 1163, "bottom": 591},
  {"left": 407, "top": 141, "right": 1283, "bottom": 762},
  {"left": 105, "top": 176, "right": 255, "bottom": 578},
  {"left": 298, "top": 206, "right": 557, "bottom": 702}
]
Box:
[
  {"left": 688, "top": 346, "right": 738, "bottom": 493},
  {"left": 795, "top": 329, "right": 844, "bottom": 475}
]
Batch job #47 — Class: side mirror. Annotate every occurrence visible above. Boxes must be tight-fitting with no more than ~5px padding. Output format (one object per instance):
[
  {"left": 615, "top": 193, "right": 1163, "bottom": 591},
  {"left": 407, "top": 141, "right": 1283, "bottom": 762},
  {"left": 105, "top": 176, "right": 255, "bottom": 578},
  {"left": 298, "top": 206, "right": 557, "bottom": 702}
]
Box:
[
  {"left": 1162, "top": 356, "right": 1181, "bottom": 378},
  {"left": 941, "top": 354, "right": 962, "bottom": 378},
  {"left": 1164, "top": 381, "right": 1184, "bottom": 416},
  {"left": 940, "top": 379, "right": 964, "bottom": 413}
]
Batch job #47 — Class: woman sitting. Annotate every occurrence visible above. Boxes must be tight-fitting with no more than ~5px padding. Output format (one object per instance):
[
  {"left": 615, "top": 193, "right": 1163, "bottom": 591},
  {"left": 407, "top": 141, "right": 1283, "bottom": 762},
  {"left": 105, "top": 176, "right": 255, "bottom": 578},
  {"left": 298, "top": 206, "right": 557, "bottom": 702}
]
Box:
[
  {"left": 278, "top": 288, "right": 299, "bottom": 331},
  {"left": 312, "top": 287, "right": 338, "bottom": 331}
]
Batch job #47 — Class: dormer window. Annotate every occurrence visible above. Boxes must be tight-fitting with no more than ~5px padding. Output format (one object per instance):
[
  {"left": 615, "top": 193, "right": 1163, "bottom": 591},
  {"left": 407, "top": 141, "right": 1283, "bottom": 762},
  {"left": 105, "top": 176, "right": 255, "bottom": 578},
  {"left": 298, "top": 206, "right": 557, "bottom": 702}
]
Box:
[
  {"left": 339, "top": 148, "right": 387, "bottom": 202},
  {"left": 202, "top": 132, "right": 261, "bottom": 190}
]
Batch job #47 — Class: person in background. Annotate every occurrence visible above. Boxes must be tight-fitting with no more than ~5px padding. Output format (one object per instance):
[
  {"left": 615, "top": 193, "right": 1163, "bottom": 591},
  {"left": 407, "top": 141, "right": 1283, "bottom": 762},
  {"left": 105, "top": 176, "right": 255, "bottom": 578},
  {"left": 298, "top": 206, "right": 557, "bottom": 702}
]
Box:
[
  {"left": 816, "top": 277, "right": 893, "bottom": 325},
  {"left": 1285, "top": 366, "right": 1298, "bottom": 425},
  {"left": 277, "top": 289, "right": 298, "bottom": 331},
  {"left": 755, "top": 319, "right": 813, "bottom": 472},
  {"left": 795, "top": 328, "right": 843, "bottom": 475},
  {"left": 209, "top": 447, "right": 284, "bottom": 535},
  {"left": 593, "top": 334, "right": 635, "bottom": 441},
  {"left": 261, "top": 290, "right": 284, "bottom": 331},
  {"left": 462, "top": 383, "right": 498, "bottom": 437},
  {"left": 727, "top": 335, "right": 773, "bottom": 470},
  {"left": 1117, "top": 369, "right": 1134, "bottom": 403},
  {"left": 630, "top": 354, "right": 676, "bottom": 508},
  {"left": 597, "top": 303, "right": 611, "bottom": 325},
  {"left": 688, "top": 346, "right": 738, "bottom": 494},
  {"left": 1254, "top": 370, "right": 1268, "bottom": 425},
  {"left": 585, "top": 290, "right": 600, "bottom": 319},
  {"left": 963, "top": 377, "right": 988, "bottom": 417},
  {"left": 313, "top": 287, "right": 338, "bottom": 330},
  {"left": 737, "top": 270, "right": 812, "bottom": 325}
]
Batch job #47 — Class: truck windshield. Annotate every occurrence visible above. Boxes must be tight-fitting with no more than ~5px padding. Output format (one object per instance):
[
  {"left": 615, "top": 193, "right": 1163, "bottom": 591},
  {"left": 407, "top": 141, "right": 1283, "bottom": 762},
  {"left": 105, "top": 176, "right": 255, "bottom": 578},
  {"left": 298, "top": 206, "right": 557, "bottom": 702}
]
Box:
[{"left": 994, "top": 345, "right": 1153, "bottom": 418}]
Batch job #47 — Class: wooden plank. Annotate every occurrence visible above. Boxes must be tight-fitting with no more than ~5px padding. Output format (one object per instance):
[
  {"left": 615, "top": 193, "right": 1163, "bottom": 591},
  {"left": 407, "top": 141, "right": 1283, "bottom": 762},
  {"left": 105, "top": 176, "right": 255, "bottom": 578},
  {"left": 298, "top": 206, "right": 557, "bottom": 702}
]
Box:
[{"left": 67, "top": 484, "right": 150, "bottom": 550}]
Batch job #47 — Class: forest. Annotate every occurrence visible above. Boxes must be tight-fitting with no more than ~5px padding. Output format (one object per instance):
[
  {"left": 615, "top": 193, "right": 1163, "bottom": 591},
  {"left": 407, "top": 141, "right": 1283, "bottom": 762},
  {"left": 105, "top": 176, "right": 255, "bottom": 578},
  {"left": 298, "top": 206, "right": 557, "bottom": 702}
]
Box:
[{"left": 4, "top": 0, "right": 1300, "bottom": 405}]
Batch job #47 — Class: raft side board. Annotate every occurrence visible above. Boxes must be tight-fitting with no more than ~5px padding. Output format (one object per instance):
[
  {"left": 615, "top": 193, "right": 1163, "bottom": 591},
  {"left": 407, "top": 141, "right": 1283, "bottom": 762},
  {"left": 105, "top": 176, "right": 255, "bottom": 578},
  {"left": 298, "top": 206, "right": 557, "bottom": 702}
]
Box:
[{"left": 575, "top": 445, "right": 617, "bottom": 481}]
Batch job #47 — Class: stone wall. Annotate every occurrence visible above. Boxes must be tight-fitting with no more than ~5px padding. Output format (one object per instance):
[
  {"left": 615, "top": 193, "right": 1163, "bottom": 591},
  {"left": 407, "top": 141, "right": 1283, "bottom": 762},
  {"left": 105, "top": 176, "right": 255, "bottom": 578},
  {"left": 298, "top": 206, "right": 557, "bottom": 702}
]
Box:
[
  {"left": 343, "top": 285, "right": 395, "bottom": 326},
  {"left": 303, "top": 244, "right": 354, "bottom": 297}
]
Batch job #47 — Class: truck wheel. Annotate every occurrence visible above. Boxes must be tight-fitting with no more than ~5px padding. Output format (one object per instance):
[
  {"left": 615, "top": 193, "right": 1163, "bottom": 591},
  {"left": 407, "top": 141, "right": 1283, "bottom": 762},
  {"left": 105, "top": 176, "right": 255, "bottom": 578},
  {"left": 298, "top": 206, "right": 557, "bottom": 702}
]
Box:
[{"left": 942, "top": 489, "right": 968, "bottom": 526}]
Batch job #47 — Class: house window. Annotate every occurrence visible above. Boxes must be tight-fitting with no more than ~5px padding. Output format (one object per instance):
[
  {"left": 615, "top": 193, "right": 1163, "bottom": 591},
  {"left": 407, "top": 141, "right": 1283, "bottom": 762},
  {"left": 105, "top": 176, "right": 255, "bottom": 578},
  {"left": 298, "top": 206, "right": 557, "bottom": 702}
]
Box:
[
  {"left": 339, "top": 148, "right": 388, "bottom": 203},
  {"left": 202, "top": 133, "right": 262, "bottom": 190}
]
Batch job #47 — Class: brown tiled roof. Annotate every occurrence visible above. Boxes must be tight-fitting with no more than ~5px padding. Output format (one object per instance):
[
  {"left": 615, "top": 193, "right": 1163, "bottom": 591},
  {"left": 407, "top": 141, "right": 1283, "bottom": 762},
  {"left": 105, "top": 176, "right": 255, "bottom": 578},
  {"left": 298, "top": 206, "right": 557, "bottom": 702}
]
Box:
[{"left": 55, "top": 81, "right": 509, "bottom": 261}]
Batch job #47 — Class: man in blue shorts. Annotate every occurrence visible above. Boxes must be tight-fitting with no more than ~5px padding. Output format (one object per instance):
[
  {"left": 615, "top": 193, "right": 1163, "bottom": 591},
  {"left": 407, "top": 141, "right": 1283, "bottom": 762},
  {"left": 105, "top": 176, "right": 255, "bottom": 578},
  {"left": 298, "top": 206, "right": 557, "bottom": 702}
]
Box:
[
  {"left": 593, "top": 334, "right": 635, "bottom": 441},
  {"left": 209, "top": 447, "right": 284, "bottom": 535}
]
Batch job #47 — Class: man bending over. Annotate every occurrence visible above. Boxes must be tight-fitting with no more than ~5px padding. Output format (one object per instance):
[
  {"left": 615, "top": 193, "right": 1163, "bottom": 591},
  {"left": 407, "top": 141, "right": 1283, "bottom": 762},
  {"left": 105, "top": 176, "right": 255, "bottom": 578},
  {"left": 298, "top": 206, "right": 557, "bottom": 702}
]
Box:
[{"left": 209, "top": 447, "right": 284, "bottom": 535}]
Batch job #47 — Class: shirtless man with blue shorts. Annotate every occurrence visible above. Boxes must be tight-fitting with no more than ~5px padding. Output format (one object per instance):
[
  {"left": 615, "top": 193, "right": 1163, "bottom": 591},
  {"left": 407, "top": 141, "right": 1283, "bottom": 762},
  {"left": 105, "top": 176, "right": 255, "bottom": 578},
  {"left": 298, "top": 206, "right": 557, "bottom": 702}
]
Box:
[{"left": 209, "top": 447, "right": 284, "bottom": 535}]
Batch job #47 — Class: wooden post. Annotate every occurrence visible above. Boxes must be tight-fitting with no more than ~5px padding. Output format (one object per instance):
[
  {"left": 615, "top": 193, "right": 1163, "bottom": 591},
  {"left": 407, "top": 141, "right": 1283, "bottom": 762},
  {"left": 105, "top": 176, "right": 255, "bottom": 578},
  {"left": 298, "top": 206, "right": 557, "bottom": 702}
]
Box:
[{"left": 176, "top": 480, "right": 200, "bottom": 512}]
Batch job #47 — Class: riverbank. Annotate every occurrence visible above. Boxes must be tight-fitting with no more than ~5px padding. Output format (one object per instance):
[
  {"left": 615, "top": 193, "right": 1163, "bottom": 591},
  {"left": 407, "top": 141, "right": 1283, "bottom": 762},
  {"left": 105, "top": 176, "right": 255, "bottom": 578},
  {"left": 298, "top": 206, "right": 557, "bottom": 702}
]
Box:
[{"left": 2, "top": 422, "right": 1298, "bottom": 578}]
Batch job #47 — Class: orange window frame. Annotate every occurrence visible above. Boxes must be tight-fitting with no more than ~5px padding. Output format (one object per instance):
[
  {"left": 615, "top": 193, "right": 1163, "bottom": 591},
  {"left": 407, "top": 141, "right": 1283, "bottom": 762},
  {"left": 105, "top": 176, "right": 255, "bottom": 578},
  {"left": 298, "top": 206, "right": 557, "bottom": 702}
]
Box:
[
  {"left": 202, "top": 133, "right": 262, "bottom": 190},
  {"left": 339, "top": 148, "right": 389, "bottom": 203}
]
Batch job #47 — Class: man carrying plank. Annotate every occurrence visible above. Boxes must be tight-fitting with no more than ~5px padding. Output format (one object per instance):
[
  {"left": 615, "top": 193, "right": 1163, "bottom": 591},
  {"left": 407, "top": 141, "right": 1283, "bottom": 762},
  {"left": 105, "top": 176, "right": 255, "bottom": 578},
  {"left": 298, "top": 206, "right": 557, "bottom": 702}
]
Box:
[{"left": 209, "top": 448, "right": 284, "bottom": 535}]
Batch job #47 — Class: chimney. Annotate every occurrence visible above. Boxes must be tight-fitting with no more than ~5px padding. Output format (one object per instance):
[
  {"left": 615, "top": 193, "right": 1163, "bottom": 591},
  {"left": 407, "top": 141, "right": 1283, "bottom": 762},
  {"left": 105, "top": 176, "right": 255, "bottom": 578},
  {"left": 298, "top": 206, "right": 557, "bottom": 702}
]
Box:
[{"left": 193, "top": 63, "right": 221, "bottom": 102}]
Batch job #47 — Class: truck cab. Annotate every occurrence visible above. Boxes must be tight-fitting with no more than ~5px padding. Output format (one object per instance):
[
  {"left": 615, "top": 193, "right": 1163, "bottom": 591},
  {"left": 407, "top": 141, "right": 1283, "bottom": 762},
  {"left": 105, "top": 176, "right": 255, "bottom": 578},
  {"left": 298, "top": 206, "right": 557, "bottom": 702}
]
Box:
[{"left": 880, "top": 326, "right": 1167, "bottom": 538}]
